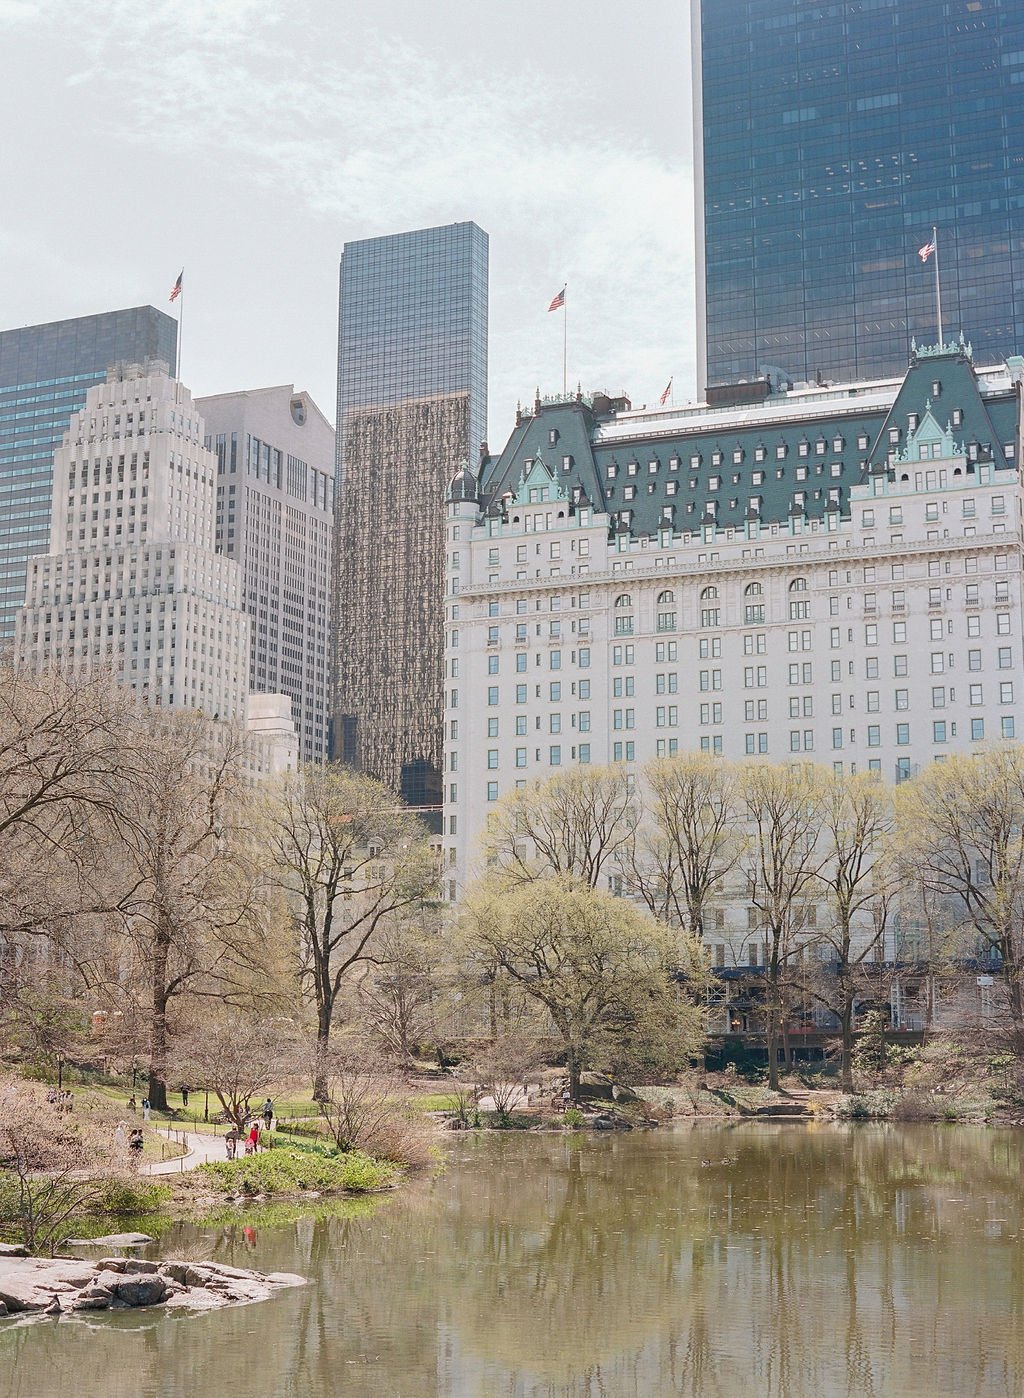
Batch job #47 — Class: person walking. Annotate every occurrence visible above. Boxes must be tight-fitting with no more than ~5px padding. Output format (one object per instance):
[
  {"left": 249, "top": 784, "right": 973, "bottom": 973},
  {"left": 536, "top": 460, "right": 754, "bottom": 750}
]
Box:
[
  {"left": 262, "top": 1098, "right": 274, "bottom": 1131},
  {"left": 180, "top": 1085, "right": 190, "bottom": 1108},
  {"left": 141, "top": 1097, "right": 151, "bottom": 1122},
  {"left": 128, "top": 1128, "right": 144, "bottom": 1168},
  {"left": 225, "top": 1128, "right": 238, "bottom": 1160},
  {"left": 245, "top": 1120, "right": 260, "bottom": 1156}
]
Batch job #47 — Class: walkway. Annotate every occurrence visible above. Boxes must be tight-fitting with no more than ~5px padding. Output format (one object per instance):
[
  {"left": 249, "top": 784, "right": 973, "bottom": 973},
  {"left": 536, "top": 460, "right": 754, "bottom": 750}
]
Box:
[{"left": 144, "top": 1130, "right": 228, "bottom": 1176}]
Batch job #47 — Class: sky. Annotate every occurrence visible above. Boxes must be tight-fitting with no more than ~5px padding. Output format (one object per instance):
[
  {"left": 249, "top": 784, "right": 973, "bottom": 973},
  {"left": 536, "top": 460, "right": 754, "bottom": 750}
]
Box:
[{"left": 0, "top": 0, "right": 695, "bottom": 450}]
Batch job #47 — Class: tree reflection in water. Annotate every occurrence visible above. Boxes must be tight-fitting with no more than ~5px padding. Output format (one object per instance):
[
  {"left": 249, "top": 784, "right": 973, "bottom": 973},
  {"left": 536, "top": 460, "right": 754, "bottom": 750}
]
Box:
[{"left": 2, "top": 1124, "right": 1024, "bottom": 1397}]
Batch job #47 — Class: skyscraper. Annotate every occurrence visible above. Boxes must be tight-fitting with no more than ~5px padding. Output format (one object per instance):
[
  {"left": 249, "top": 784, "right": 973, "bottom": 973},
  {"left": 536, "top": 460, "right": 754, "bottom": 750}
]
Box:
[
  {"left": 16, "top": 362, "right": 250, "bottom": 720},
  {"left": 198, "top": 385, "right": 335, "bottom": 764},
  {"left": 693, "top": 0, "right": 1024, "bottom": 391},
  {"left": 332, "top": 221, "right": 488, "bottom": 810},
  {"left": 0, "top": 306, "right": 177, "bottom": 648}
]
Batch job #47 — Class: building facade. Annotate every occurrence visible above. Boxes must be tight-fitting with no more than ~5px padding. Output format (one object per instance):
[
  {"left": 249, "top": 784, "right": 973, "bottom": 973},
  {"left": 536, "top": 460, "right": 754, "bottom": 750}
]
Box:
[
  {"left": 197, "top": 385, "right": 335, "bottom": 763},
  {"left": 15, "top": 364, "right": 251, "bottom": 721},
  {"left": 0, "top": 306, "right": 177, "bottom": 649},
  {"left": 693, "top": 0, "right": 1024, "bottom": 391},
  {"left": 333, "top": 222, "right": 488, "bottom": 811},
  {"left": 443, "top": 342, "right": 1024, "bottom": 910}
]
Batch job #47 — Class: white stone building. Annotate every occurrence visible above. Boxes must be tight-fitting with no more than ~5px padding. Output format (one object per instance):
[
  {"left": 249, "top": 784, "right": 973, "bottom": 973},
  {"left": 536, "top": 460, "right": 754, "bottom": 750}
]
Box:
[
  {"left": 15, "top": 363, "right": 251, "bottom": 720},
  {"left": 443, "top": 343, "right": 1024, "bottom": 914},
  {"left": 197, "top": 385, "right": 334, "bottom": 764}
]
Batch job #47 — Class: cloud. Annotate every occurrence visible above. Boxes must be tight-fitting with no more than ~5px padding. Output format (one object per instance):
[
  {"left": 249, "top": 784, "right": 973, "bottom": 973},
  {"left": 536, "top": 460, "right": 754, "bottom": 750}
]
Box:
[{"left": 4, "top": 0, "right": 695, "bottom": 434}]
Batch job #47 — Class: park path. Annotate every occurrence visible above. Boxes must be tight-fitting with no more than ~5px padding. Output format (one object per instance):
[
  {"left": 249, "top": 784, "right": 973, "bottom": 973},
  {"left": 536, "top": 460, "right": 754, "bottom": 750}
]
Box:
[{"left": 144, "top": 1130, "right": 228, "bottom": 1176}]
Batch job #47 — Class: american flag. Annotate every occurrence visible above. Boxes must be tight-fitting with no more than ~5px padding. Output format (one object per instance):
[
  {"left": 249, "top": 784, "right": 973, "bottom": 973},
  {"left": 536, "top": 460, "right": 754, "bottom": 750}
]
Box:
[
  {"left": 169, "top": 270, "right": 183, "bottom": 302},
  {"left": 659, "top": 378, "right": 673, "bottom": 406},
  {"left": 547, "top": 286, "right": 565, "bottom": 313},
  {"left": 918, "top": 240, "right": 936, "bottom": 263}
]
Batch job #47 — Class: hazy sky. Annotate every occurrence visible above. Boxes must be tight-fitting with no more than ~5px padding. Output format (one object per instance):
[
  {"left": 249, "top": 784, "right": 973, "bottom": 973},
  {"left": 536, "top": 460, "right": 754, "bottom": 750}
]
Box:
[{"left": 0, "top": 0, "right": 694, "bottom": 448}]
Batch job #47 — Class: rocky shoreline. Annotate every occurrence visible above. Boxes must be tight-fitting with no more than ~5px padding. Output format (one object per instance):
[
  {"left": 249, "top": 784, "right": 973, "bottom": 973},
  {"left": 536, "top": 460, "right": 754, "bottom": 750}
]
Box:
[{"left": 0, "top": 1238, "right": 305, "bottom": 1321}]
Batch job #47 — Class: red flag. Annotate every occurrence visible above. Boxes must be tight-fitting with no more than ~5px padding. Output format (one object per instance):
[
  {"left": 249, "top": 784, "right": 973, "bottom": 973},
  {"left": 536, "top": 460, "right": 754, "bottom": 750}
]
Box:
[
  {"left": 659, "top": 378, "right": 673, "bottom": 406},
  {"left": 169, "top": 269, "right": 183, "bottom": 302},
  {"left": 547, "top": 286, "right": 565, "bottom": 312},
  {"left": 918, "top": 240, "right": 936, "bottom": 263}
]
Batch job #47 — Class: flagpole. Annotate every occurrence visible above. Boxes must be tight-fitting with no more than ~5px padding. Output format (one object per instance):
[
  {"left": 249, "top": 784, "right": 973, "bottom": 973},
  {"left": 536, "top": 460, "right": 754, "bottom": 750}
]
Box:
[
  {"left": 931, "top": 227, "right": 943, "bottom": 346},
  {"left": 176, "top": 271, "right": 185, "bottom": 400},
  {"left": 563, "top": 284, "right": 567, "bottom": 397}
]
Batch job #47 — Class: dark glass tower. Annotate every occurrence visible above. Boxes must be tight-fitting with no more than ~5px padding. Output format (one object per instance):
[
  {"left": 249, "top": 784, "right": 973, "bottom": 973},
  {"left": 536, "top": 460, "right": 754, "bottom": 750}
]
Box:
[
  {"left": 0, "top": 306, "right": 177, "bottom": 645},
  {"left": 332, "top": 222, "right": 488, "bottom": 814},
  {"left": 694, "top": 0, "right": 1024, "bottom": 390}
]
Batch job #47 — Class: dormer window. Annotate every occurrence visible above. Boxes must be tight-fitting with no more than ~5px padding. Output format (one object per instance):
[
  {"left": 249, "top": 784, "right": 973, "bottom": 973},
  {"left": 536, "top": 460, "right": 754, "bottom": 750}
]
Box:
[{"left": 549, "top": 429, "right": 559, "bottom": 445}]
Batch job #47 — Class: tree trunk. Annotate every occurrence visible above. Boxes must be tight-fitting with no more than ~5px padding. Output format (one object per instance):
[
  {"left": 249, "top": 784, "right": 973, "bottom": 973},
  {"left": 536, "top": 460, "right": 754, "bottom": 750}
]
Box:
[
  {"left": 148, "top": 928, "right": 171, "bottom": 1111},
  {"left": 840, "top": 997, "right": 855, "bottom": 1094},
  {"left": 567, "top": 1045, "right": 581, "bottom": 1104},
  {"left": 766, "top": 1006, "right": 780, "bottom": 1091},
  {"left": 312, "top": 1004, "right": 332, "bottom": 1104}
]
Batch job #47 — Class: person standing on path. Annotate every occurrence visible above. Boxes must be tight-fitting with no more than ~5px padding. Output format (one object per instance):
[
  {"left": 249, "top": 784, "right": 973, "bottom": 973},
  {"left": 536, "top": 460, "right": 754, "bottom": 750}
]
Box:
[
  {"left": 128, "top": 1128, "right": 144, "bottom": 1168},
  {"left": 142, "top": 1097, "right": 151, "bottom": 1122},
  {"left": 181, "top": 1085, "right": 190, "bottom": 1108}
]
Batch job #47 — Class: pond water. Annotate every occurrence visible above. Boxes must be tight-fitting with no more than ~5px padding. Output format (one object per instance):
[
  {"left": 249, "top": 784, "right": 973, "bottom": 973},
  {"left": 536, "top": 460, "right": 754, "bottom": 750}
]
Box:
[{"left": 3, "top": 1123, "right": 1024, "bottom": 1397}]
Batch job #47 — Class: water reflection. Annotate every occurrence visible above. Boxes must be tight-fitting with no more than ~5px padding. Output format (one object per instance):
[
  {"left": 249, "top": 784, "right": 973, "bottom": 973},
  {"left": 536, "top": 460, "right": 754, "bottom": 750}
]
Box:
[{"left": 3, "top": 1124, "right": 1023, "bottom": 1397}]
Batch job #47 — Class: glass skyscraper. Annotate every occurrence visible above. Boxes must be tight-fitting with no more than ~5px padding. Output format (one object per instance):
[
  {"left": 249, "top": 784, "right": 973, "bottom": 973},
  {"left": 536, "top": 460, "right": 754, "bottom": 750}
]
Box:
[
  {"left": 335, "top": 222, "right": 488, "bottom": 481},
  {"left": 332, "top": 221, "right": 488, "bottom": 813},
  {"left": 0, "top": 306, "right": 177, "bottom": 645},
  {"left": 694, "top": 0, "right": 1024, "bottom": 390}
]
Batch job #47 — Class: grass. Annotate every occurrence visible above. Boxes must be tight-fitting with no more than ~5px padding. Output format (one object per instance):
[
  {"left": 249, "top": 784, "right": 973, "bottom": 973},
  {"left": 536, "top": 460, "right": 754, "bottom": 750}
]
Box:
[
  {"left": 194, "top": 1146, "right": 396, "bottom": 1197},
  {"left": 408, "top": 1093, "right": 461, "bottom": 1113}
]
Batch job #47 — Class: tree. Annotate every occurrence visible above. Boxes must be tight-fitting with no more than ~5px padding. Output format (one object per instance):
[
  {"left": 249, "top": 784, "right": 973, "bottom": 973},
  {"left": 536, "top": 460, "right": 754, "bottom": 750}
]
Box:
[
  {"left": 263, "top": 767, "right": 437, "bottom": 1095},
  {"left": 740, "top": 762, "right": 829, "bottom": 1089},
  {"left": 107, "top": 711, "right": 266, "bottom": 1111},
  {"left": 896, "top": 748, "right": 1024, "bottom": 1055},
  {"left": 485, "top": 767, "right": 638, "bottom": 889},
  {"left": 808, "top": 773, "right": 896, "bottom": 1091},
  {"left": 468, "top": 1034, "right": 543, "bottom": 1125},
  {"left": 629, "top": 754, "right": 743, "bottom": 936},
  {"left": 457, "top": 877, "right": 704, "bottom": 1101},
  {"left": 352, "top": 908, "right": 443, "bottom": 1064},
  {"left": 177, "top": 1013, "right": 297, "bottom": 1128},
  {"left": 0, "top": 1080, "right": 125, "bottom": 1255}
]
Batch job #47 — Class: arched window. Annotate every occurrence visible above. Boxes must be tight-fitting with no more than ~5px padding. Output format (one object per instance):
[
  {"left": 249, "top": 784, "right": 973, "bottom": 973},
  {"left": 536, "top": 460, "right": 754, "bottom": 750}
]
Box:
[
  {"left": 700, "top": 585, "right": 718, "bottom": 601},
  {"left": 789, "top": 577, "right": 810, "bottom": 620},
  {"left": 789, "top": 577, "right": 808, "bottom": 592},
  {"left": 744, "top": 582, "right": 763, "bottom": 597},
  {"left": 613, "top": 594, "right": 633, "bottom": 636},
  {"left": 656, "top": 590, "right": 676, "bottom": 633}
]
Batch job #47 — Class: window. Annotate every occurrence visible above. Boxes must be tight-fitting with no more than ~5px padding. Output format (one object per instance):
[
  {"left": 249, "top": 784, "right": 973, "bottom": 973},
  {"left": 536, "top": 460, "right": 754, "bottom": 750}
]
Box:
[
  {"left": 968, "top": 649, "right": 982, "bottom": 672},
  {"left": 1001, "top": 682, "right": 1014, "bottom": 705},
  {"left": 894, "top": 655, "right": 908, "bottom": 678},
  {"left": 971, "top": 718, "right": 985, "bottom": 741},
  {"left": 549, "top": 746, "right": 561, "bottom": 766},
  {"left": 896, "top": 723, "right": 910, "bottom": 746},
  {"left": 656, "top": 590, "right": 676, "bottom": 631},
  {"left": 832, "top": 728, "right": 843, "bottom": 749},
  {"left": 931, "top": 654, "right": 944, "bottom": 674},
  {"left": 487, "top": 750, "right": 498, "bottom": 769},
  {"left": 933, "top": 721, "right": 947, "bottom": 744},
  {"left": 895, "top": 689, "right": 909, "bottom": 711},
  {"left": 516, "top": 684, "right": 527, "bottom": 704},
  {"left": 1002, "top": 718, "right": 1016, "bottom": 740},
  {"left": 970, "top": 684, "right": 984, "bottom": 706},
  {"left": 997, "top": 613, "right": 1011, "bottom": 635},
  {"left": 486, "top": 782, "right": 498, "bottom": 801},
  {"left": 866, "top": 657, "right": 879, "bottom": 679},
  {"left": 487, "top": 686, "right": 499, "bottom": 706},
  {"left": 867, "top": 726, "right": 881, "bottom": 747}
]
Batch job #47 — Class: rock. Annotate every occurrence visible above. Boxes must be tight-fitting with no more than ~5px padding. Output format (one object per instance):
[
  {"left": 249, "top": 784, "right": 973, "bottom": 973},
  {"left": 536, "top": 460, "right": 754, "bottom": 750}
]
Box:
[
  {"left": 0, "top": 1302, "right": 7, "bottom": 1316},
  {"left": 122, "top": 1259, "right": 159, "bottom": 1275},
  {"left": 96, "top": 1258, "right": 127, "bottom": 1274},
  {"left": 0, "top": 1244, "right": 28, "bottom": 1259},
  {"left": 63, "top": 1232, "right": 154, "bottom": 1249},
  {"left": 158, "top": 1262, "right": 190, "bottom": 1285},
  {"left": 114, "top": 1276, "right": 166, "bottom": 1307}
]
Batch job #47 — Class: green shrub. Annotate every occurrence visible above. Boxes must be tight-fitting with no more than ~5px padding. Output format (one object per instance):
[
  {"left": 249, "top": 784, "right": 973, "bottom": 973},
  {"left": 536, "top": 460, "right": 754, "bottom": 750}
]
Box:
[
  {"left": 562, "top": 1108, "right": 585, "bottom": 1128},
  {"left": 195, "top": 1147, "right": 394, "bottom": 1197},
  {"left": 93, "top": 1179, "right": 171, "bottom": 1215}
]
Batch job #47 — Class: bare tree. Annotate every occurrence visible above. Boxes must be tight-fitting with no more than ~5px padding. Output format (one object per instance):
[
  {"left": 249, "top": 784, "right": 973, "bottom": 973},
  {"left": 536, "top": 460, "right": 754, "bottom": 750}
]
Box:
[
  {"left": 317, "top": 1044, "right": 434, "bottom": 1167},
  {"left": 263, "top": 767, "right": 437, "bottom": 1096},
  {"left": 0, "top": 1079, "right": 126, "bottom": 1255},
  {"left": 104, "top": 711, "right": 266, "bottom": 1110},
  {"left": 629, "top": 754, "right": 743, "bottom": 936},
  {"left": 897, "top": 748, "right": 1024, "bottom": 1055},
  {"left": 352, "top": 908, "right": 442, "bottom": 1064},
  {"left": 806, "top": 773, "right": 896, "bottom": 1091},
  {"left": 485, "top": 767, "right": 638, "bottom": 889},
  {"left": 177, "top": 1013, "right": 298, "bottom": 1128},
  {"left": 740, "top": 762, "right": 829, "bottom": 1089},
  {"left": 468, "top": 1034, "right": 544, "bottom": 1125}
]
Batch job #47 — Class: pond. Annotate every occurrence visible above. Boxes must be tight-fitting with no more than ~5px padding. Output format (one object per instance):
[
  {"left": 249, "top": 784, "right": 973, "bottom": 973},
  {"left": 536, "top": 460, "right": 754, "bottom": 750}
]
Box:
[{"left": 3, "top": 1123, "right": 1024, "bottom": 1397}]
